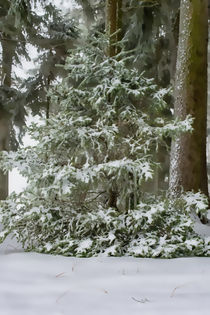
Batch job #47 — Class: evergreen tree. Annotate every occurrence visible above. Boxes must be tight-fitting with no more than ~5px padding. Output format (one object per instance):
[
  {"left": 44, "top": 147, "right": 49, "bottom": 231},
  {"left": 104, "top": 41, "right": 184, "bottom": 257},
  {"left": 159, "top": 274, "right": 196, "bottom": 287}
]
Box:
[
  {"left": 0, "top": 0, "right": 34, "bottom": 199},
  {"left": 75, "top": 0, "right": 180, "bottom": 85},
  {"left": 75, "top": 0, "right": 181, "bottom": 191},
  {"left": 1, "top": 34, "right": 208, "bottom": 258},
  {"left": 22, "top": 4, "right": 78, "bottom": 117},
  {"left": 0, "top": 0, "right": 209, "bottom": 258},
  {"left": 0, "top": 0, "right": 78, "bottom": 199}
]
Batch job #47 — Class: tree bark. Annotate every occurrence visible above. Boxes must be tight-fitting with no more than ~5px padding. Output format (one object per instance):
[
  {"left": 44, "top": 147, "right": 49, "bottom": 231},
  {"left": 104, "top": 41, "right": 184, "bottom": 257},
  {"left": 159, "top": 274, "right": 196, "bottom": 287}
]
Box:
[
  {"left": 0, "top": 111, "right": 9, "bottom": 200},
  {"left": 106, "top": 0, "right": 122, "bottom": 57},
  {"left": 169, "top": 0, "right": 209, "bottom": 198},
  {"left": 106, "top": 0, "right": 122, "bottom": 209},
  {"left": 0, "top": 34, "right": 14, "bottom": 200}
]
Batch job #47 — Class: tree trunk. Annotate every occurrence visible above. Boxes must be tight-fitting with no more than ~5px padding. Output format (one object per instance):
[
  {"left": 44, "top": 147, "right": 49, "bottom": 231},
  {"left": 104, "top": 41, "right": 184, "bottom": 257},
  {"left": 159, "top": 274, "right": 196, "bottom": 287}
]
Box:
[
  {"left": 106, "top": 0, "right": 122, "bottom": 57},
  {"left": 106, "top": 0, "right": 122, "bottom": 208},
  {"left": 0, "top": 34, "right": 14, "bottom": 200},
  {"left": 169, "top": 0, "right": 209, "bottom": 198},
  {"left": 0, "top": 111, "right": 9, "bottom": 200}
]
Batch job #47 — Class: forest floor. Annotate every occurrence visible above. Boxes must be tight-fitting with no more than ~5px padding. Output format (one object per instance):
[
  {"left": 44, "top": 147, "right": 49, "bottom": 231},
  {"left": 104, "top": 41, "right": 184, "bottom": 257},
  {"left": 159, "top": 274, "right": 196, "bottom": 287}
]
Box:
[{"left": 0, "top": 236, "right": 210, "bottom": 315}]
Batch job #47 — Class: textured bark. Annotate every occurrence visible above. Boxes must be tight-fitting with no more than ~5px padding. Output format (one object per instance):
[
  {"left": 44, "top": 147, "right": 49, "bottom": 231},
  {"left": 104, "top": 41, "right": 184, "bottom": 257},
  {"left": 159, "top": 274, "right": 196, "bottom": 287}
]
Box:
[
  {"left": 116, "top": 0, "right": 122, "bottom": 54},
  {"left": 1, "top": 36, "right": 13, "bottom": 87},
  {"left": 0, "top": 34, "right": 14, "bottom": 200},
  {"left": 0, "top": 111, "right": 9, "bottom": 200},
  {"left": 169, "top": 0, "right": 209, "bottom": 197},
  {"left": 106, "top": 0, "right": 122, "bottom": 208},
  {"left": 106, "top": 0, "right": 122, "bottom": 57}
]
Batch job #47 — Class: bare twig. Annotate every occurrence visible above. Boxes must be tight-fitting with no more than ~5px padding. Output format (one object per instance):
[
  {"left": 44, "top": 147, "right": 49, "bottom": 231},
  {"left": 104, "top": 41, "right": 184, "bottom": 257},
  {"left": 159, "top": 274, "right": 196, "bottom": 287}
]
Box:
[
  {"left": 55, "top": 272, "right": 66, "bottom": 278},
  {"left": 131, "top": 297, "right": 150, "bottom": 303},
  {"left": 56, "top": 290, "right": 70, "bottom": 303},
  {"left": 170, "top": 282, "right": 191, "bottom": 297},
  {"left": 86, "top": 191, "right": 106, "bottom": 203}
]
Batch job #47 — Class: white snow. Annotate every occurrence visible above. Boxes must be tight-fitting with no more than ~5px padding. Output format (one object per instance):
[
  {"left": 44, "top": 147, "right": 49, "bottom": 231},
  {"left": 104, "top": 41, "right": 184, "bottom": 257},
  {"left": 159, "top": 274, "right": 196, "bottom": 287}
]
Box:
[{"left": 1, "top": 236, "right": 210, "bottom": 315}]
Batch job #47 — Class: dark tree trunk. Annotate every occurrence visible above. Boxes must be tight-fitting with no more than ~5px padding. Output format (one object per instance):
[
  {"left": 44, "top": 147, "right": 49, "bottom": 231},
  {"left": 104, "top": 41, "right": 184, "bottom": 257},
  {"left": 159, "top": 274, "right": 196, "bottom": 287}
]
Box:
[
  {"left": 106, "top": 0, "right": 122, "bottom": 57},
  {"left": 106, "top": 0, "right": 122, "bottom": 209},
  {"left": 0, "top": 34, "right": 15, "bottom": 200}
]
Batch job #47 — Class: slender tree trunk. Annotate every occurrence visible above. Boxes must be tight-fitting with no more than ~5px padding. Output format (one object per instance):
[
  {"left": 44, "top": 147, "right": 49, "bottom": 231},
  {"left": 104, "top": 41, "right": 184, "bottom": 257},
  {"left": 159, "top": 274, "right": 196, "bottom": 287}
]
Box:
[
  {"left": 0, "top": 112, "right": 9, "bottom": 200},
  {"left": 0, "top": 34, "right": 14, "bottom": 200},
  {"left": 106, "top": 0, "right": 122, "bottom": 57},
  {"left": 169, "top": 0, "right": 209, "bottom": 198},
  {"left": 106, "top": 0, "right": 122, "bottom": 209},
  {"left": 46, "top": 75, "right": 51, "bottom": 120},
  {"left": 116, "top": 0, "right": 122, "bottom": 54}
]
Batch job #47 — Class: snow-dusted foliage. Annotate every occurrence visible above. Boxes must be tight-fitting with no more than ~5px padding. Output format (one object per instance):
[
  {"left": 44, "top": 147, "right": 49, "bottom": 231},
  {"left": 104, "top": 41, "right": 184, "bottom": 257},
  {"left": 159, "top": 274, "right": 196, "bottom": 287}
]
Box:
[{"left": 0, "top": 35, "right": 208, "bottom": 258}]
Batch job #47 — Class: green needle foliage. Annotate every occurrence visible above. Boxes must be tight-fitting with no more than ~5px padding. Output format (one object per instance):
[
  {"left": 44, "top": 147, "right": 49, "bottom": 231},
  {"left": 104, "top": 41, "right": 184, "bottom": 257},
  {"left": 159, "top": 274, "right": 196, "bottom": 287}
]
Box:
[{"left": 0, "top": 34, "right": 209, "bottom": 258}]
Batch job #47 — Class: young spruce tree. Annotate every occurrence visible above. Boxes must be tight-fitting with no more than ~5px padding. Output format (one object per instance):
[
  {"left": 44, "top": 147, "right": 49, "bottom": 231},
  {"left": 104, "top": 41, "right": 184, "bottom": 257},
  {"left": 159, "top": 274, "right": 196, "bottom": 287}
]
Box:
[{"left": 0, "top": 35, "right": 209, "bottom": 258}]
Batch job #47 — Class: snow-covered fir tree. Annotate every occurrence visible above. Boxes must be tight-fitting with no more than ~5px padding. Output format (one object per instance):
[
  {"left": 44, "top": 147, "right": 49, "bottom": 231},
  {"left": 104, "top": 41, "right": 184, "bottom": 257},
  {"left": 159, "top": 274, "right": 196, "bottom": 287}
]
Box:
[{"left": 0, "top": 35, "right": 210, "bottom": 258}]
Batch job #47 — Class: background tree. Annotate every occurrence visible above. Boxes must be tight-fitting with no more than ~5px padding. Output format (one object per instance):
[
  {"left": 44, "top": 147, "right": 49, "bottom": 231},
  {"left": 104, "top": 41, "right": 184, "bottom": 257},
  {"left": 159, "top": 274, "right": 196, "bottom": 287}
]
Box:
[
  {"left": 73, "top": 0, "right": 181, "bottom": 191},
  {"left": 74, "top": 0, "right": 180, "bottom": 85},
  {"left": 23, "top": 5, "right": 78, "bottom": 118},
  {"left": 0, "top": 0, "right": 29, "bottom": 199},
  {"left": 169, "top": 0, "right": 209, "bottom": 199},
  {"left": 0, "top": 0, "right": 78, "bottom": 199}
]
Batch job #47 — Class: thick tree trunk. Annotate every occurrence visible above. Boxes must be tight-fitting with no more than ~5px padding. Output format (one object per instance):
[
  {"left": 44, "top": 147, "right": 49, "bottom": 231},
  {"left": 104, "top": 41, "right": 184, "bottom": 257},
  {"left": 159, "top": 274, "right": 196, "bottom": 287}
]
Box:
[
  {"left": 169, "top": 0, "right": 209, "bottom": 197},
  {"left": 0, "top": 34, "right": 14, "bottom": 200}
]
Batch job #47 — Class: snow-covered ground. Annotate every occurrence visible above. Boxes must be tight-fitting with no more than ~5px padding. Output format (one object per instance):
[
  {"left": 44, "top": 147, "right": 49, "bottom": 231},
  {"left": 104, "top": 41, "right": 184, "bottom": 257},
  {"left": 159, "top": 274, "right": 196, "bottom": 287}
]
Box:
[{"left": 0, "top": 236, "right": 210, "bottom": 315}]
